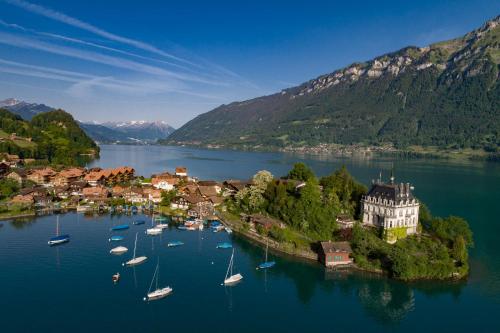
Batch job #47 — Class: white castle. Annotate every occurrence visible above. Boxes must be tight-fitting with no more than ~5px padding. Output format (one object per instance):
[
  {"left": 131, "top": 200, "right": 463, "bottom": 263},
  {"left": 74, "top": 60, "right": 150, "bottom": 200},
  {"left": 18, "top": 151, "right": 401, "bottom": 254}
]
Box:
[{"left": 361, "top": 173, "right": 420, "bottom": 243}]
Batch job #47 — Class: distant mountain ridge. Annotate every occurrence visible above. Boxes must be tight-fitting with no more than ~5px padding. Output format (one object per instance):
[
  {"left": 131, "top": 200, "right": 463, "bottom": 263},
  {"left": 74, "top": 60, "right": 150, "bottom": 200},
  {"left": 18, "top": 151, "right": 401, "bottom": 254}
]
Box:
[
  {"left": 0, "top": 98, "right": 53, "bottom": 120},
  {"left": 165, "top": 15, "right": 500, "bottom": 155},
  {"left": 0, "top": 98, "right": 175, "bottom": 144}
]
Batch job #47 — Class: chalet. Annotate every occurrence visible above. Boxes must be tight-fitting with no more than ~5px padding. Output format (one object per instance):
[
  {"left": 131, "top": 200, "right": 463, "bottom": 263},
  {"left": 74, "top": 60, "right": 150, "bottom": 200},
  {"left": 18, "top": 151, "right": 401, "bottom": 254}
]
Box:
[
  {"left": 122, "top": 187, "right": 146, "bottom": 204},
  {"left": 171, "top": 196, "right": 189, "bottom": 210},
  {"left": 52, "top": 168, "right": 85, "bottom": 186},
  {"left": 10, "top": 194, "right": 34, "bottom": 205},
  {"left": 111, "top": 185, "right": 127, "bottom": 197},
  {"left": 84, "top": 170, "right": 106, "bottom": 186},
  {"left": 152, "top": 175, "right": 178, "bottom": 191},
  {"left": 198, "top": 185, "right": 218, "bottom": 198},
  {"left": 198, "top": 180, "right": 222, "bottom": 194},
  {"left": 222, "top": 179, "right": 252, "bottom": 196},
  {"left": 6, "top": 169, "right": 27, "bottom": 185},
  {"left": 82, "top": 186, "right": 109, "bottom": 201},
  {"left": 319, "top": 241, "right": 353, "bottom": 267},
  {"left": 53, "top": 186, "right": 71, "bottom": 199},
  {"left": 27, "top": 167, "right": 56, "bottom": 185},
  {"left": 175, "top": 166, "right": 187, "bottom": 177},
  {"left": 33, "top": 193, "right": 52, "bottom": 208},
  {"left": 84, "top": 166, "right": 135, "bottom": 186},
  {"left": 68, "top": 181, "right": 87, "bottom": 197},
  {"left": 143, "top": 188, "right": 162, "bottom": 203}
]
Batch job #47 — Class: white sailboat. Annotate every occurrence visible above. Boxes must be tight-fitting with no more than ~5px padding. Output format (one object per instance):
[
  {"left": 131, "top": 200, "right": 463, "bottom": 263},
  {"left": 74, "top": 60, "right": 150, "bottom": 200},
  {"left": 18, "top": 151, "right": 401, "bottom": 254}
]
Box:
[
  {"left": 223, "top": 249, "right": 243, "bottom": 285},
  {"left": 144, "top": 259, "right": 173, "bottom": 301},
  {"left": 123, "top": 233, "right": 147, "bottom": 266},
  {"left": 146, "top": 213, "right": 163, "bottom": 235}
]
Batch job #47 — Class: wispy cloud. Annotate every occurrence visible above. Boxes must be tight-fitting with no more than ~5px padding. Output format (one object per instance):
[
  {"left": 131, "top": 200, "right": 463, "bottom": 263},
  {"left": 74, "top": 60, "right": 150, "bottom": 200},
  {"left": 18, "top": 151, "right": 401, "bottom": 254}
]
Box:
[
  {"left": 0, "top": 31, "right": 228, "bottom": 86},
  {"left": 0, "top": 57, "right": 226, "bottom": 100},
  {"left": 4, "top": 0, "right": 197, "bottom": 67}
]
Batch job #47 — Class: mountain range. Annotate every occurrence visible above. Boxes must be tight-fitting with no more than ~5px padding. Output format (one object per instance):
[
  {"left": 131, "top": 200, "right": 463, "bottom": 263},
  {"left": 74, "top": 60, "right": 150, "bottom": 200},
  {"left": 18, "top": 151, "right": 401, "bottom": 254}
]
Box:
[
  {"left": 0, "top": 98, "right": 175, "bottom": 144},
  {"left": 165, "top": 15, "right": 500, "bottom": 156}
]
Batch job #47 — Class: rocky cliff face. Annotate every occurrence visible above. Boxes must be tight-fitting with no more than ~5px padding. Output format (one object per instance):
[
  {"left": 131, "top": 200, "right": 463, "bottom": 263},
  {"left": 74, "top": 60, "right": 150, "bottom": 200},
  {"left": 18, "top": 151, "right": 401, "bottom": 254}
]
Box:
[{"left": 166, "top": 16, "right": 500, "bottom": 152}]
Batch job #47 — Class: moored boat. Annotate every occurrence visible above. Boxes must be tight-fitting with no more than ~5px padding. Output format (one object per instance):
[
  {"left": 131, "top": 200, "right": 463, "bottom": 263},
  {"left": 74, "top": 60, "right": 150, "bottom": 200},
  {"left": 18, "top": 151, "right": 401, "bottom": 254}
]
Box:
[
  {"left": 167, "top": 241, "right": 184, "bottom": 247},
  {"left": 146, "top": 227, "right": 162, "bottom": 235},
  {"left": 223, "top": 249, "right": 243, "bottom": 285},
  {"left": 144, "top": 258, "right": 173, "bottom": 301},
  {"left": 111, "top": 224, "right": 129, "bottom": 231},
  {"left": 110, "top": 246, "right": 128, "bottom": 254},
  {"left": 133, "top": 220, "right": 145, "bottom": 225},
  {"left": 212, "top": 225, "right": 225, "bottom": 233},
  {"left": 216, "top": 242, "right": 233, "bottom": 249},
  {"left": 112, "top": 272, "right": 120, "bottom": 283},
  {"left": 124, "top": 233, "right": 148, "bottom": 266},
  {"left": 257, "top": 240, "right": 275, "bottom": 270},
  {"left": 109, "top": 235, "right": 124, "bottom": 242},
  {"left": 48, "top": 216, "right": 70, "bottom": 246}
]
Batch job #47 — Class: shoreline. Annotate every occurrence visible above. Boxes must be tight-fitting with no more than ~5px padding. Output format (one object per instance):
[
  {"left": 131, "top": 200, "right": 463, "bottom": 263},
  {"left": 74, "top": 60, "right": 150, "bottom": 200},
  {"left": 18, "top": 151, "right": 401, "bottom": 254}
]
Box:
[{"left": 157, "top": 142, "right": 498, "bottom": 162}]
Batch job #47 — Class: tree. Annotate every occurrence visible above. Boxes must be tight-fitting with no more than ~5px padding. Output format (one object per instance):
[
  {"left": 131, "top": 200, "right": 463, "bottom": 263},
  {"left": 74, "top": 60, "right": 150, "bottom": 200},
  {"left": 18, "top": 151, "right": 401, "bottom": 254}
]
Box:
[
  {"left": 160, "top": 190, "right": 176, "bottom": 206},
  {"left": 287, "top": 162, "right": 315, "bottom": 182},
  {"left": 235, "top": 170, "right": 273, "bottom": 212}
]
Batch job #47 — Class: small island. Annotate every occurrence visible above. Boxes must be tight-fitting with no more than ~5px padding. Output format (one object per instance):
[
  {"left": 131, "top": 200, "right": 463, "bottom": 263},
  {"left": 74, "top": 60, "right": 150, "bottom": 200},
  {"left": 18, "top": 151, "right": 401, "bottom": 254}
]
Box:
[{"left": 222, "top": 163, "right": 473, "bottom": 281}]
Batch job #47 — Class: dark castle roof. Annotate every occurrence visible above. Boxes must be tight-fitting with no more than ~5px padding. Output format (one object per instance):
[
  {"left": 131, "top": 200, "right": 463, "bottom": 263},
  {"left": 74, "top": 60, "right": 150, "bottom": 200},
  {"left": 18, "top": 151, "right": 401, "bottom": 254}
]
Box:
[{"left": 366, "top": 182, "right": 414, "bottom": 201}]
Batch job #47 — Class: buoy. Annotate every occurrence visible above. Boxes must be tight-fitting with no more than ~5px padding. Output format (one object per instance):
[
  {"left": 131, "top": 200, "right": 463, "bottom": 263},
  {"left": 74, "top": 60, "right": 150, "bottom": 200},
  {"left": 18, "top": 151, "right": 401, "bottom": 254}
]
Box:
[
  {"left": 143, "top": 297, "right": 147, "bottom": 301},
  {"left": 122, "top": 263, "right": 125, "bottom": 266},
  {"left": 211, "top": 261, "right": 214, "bottom": 265}
]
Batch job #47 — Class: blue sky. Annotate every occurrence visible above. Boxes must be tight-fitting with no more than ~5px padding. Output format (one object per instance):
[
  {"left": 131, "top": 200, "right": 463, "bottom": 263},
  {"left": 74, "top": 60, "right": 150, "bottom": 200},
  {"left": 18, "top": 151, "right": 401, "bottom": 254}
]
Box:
[{"left": 0, "top": 0, "right": 498, "bottom": 127}]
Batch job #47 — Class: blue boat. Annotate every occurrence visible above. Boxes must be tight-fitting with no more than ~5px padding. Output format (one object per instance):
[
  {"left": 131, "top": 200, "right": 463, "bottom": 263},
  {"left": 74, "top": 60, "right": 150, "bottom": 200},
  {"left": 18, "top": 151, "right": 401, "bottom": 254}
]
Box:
[
  {"left": 133, "top": 220, "right": 145, "bottom": 225},
  {"left": 48, "top": 216, "right": 69, "bottom": 246},
  {"left": 216, "top": 242, "right": 233, "bottom": 249},
  {"left": 111, "top": 224, "right": 129, "bottom": 231},
  {"left": 109, "top": 235, "right": 124, "bottom": 242},
  {"left": 167, "top": 241, "right": 184, "bottom": 247},
  {"left": 257, "top": 242, "right": 275, "bottom": 270},
  {"left": 48, "top": 234, "right": 70, "bottom": 246},
  {"left": 257, "top": 261, "right": 276, "bottom": 270}
]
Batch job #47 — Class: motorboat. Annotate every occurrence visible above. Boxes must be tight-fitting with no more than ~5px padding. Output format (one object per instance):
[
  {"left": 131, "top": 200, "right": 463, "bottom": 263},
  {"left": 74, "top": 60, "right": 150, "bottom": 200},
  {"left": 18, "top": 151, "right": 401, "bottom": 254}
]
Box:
[{"left": 146, "top": 227, "right": 162, "bottom": 235}]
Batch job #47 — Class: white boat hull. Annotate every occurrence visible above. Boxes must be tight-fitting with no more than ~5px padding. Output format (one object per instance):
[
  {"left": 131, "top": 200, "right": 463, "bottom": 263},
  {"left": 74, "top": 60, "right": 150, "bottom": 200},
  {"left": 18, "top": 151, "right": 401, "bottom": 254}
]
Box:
[
  {"left": 146, "top": 228, "right": 162, "bottom": 235},
  {"left": 156, "top": 224, "right": 169, "bottom": 230},
  {"left": 125, "top": 256, "right": 148, "bottom": 266},
  {"left": 146, "top": 287, "right": 173, "bottom": 300},
  {"left": 224, "top": 273, "right": 243, "bottom": 285},
  {"left": 110, "top": 246, "right": 128, "bottom": 254}
]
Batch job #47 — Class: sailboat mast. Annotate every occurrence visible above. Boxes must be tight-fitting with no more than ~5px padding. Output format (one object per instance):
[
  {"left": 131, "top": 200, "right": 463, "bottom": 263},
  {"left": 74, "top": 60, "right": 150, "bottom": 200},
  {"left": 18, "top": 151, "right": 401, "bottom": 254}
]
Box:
[
  {"left": 56, "top": 215, "right": 59, "bottom": 236},
  {"left": 156, "top": 258, "right": 159, "bottom": 290},
  {"left": 265, "top": 240, "right": 268, "bottom": 262},
  {"left": 133, "top": 233, "right": 138, "bottom": 259}
]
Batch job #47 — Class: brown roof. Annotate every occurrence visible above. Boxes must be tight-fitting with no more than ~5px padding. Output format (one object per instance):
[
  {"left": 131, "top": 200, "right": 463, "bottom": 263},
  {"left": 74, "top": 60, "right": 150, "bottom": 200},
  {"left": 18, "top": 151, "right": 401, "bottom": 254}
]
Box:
[
  {"left": 175, "top": 167, "right": 187, "bottom": 173},
  {"left": 198, "top": 186, "right": 218, "bottom": 197},
  {"left": 184, "top": 194, "right": 206, "bottom": 204},
  {"left": 320, "top": 241, "right": 352, "bottom": 254}
]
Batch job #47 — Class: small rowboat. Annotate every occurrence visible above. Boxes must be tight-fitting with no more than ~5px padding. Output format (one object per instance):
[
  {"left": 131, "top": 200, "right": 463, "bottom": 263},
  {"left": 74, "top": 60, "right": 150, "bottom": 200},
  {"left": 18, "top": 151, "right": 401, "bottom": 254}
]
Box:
[
  {"left": 156, "top": 223, "right": 169, "bottom": 230},
  {"left": 167, "top": 241, "right": 184, "bottom": 247},
  {"left": 133, "top": 220, "right": 145, "bottom": 225},
  {"left": 257, "top": 261, "right": 276, "bottom": 270},
  {"left": 177, "top": 226, "right": 188, "bottom": 230},
  {"left": 112, "top": 273, "right": 120, "bottom": 283},
  {"left": 111, "top": 224, "right": 129, "bottom": 231},
  {"left": 109, "top": 235, "right": 124, "bottom": 242}
]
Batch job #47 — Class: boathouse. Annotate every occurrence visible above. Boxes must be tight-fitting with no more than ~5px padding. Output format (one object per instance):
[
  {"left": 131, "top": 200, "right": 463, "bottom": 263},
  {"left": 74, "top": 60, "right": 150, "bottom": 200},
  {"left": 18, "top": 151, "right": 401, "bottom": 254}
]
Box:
[{"left": 319, "top": 241, "right": 353, "bottom": 267}]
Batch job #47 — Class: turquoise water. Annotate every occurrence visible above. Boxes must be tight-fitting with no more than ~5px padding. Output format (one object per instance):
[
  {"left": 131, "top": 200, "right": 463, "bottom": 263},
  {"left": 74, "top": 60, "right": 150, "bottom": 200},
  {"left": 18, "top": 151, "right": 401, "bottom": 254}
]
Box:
[{"left": 1, "top": 145, "right": 499, "bottom": 332}]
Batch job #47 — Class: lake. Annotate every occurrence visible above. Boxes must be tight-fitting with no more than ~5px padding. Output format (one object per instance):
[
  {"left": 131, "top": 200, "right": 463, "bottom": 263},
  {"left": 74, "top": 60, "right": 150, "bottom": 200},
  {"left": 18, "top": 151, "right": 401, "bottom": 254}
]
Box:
[{"left": 1, "top": 144, "right": 499, "bottom": 332}]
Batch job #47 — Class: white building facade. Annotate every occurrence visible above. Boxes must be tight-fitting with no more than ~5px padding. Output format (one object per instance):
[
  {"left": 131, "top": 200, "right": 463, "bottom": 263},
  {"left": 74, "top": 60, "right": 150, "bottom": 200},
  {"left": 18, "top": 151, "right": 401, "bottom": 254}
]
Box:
[{"left": 361, "top": 179, "right": 420, "bottom": 243}]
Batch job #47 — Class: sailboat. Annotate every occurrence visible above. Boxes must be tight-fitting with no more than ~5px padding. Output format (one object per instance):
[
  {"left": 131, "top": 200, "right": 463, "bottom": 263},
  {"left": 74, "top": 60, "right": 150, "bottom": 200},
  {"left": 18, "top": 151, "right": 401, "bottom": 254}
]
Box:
[
  {"left": 146, "top": 213, "right": 162, "bottom": 235},
  {"left": 123, "top": 233, "right": 147, "bottom": 266},
  {"left": 257, "top": 240, "right": 275, "bottom": 270},
  {"left": 223, "top": 249, "right": 243, "bottom": 285},
  {"left": 144, "top": 258, "right": 173, "bottom": 301},
  {"left": 48, "top": 216, "right": 70, "bottom": 246}
]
